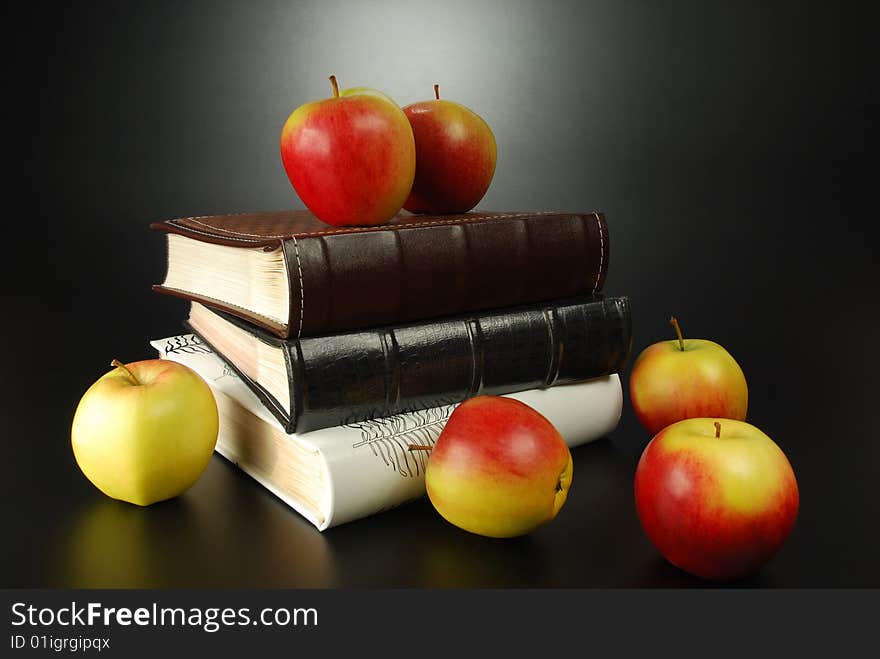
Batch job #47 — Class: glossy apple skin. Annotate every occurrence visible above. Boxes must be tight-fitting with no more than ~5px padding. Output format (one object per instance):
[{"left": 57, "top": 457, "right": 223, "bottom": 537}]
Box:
[
  {"left": 71, "top": 360, "right": 219, "bottom": 506},
  {"left": 425, "top": 396, "right": 572, "bottom": 538},
  {"left": 635, "top": 418, "right": 799, "bottom": 580},
  {"left": 402, "top": 99, "right": 497, "bottom": 214},
  {"left": 629, "top": 338, "right": 748, "bottom": 435},
  {"left": 281, "top": 87, "right": 416, "bottom": 226}
]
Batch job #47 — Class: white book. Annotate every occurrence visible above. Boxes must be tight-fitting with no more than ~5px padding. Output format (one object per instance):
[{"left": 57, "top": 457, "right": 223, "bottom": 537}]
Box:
[{"left": 151, "top": 334, "right": 623, "bottom": 531}]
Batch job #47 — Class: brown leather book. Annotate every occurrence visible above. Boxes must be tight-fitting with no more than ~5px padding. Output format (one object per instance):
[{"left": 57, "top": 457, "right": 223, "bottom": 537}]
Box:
[{"left": 151, "top": 209, "right": 610, "bottom": 339}]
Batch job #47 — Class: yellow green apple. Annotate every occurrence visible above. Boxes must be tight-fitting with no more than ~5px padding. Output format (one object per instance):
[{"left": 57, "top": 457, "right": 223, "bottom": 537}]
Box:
[
  {"left": 629, "top": 316, "right": 748, "bottom": 435},
  {"left": 635, "top": 418, "right": 799, "bottom": 580},
  {"left": 71, "top": 359, "right": 219, "bottom": 506},
  {"left": 424, "top": 396, "right": 572, "bottom": 538},
  {"left": 280, "top": 75, "right": 416, "bottom": 226}
]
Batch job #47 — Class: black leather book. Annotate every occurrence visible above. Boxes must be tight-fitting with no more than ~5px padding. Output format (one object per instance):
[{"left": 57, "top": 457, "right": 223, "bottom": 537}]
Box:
[{"left": 185, "top": 296, "right": 632, "bottom": 434}]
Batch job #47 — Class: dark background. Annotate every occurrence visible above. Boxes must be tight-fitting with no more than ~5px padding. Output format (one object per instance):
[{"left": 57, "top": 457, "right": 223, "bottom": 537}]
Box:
[{"left": 2, "top": 0, "right": 875, "bottom": 587}]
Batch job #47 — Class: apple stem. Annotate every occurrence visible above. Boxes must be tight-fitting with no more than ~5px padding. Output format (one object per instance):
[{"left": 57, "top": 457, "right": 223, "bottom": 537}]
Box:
[
  {"left": 434, "top": 83, "right": 440, "bottom": 100},
  {"left": 329, "top": 75, "right": 339, "bottom": 98},
  {"left": 670, "top": 316, "right": 685, "bottom": 351},
  {"left": 714, "top": 421, "right": 721, "bottom": 438},
  {"left": 110, "top": 359, "right": 140, "bottom": 385},
  {"left": 407, "top": 444, "right": 434, "bottom": 452}
]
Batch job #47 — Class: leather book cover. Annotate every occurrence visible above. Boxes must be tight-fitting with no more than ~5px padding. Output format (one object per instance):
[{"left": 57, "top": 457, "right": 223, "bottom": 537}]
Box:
[
  {"left": 153, "top": 209, "right": 610, "bottom": 339},
  {"left": 186, "top": 295, "right": 632, "bottom": 434}
]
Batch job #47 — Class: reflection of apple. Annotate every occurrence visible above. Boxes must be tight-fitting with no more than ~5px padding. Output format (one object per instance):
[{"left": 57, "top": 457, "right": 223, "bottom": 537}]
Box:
[
  {"left": 59, "top": 498, "right": 190, "bottom": 587},
  {"left": 424, "top": 396, "right": 572, "bottom": 538},
  {"left": 71, "top": 359, "right": 218, "bottom": 506},
  {"left": 402, "top": 84, "right": 497, "bottom": 214},
  {"left": 635, "top": 418, "right": 799, "bottom": 581},
  {"left": 629, "top": 317, "right": 748, "bottom": 435},
  {"left": 280, "top": 75, "right": 416, "bottom": 226}
]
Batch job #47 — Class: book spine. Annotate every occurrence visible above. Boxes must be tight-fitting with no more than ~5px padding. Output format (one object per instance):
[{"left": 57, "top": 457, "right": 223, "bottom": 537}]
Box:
[
  {"left": 287, "top": 296, "right": 631, "bottom": 433},
  {"left": 282, "top": 212, "right": 609, "bottom": 338}
]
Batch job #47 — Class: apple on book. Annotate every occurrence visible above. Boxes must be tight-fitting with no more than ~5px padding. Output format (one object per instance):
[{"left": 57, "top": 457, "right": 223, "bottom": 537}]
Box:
[
  {"left": 280, "top": 75, "right": 416, "bottom": 226},
  {"left": 635, "top": 418, "right": 799, "bottom": 580},
  {"left": 71, "top": 359, "right": 219, "bottom": 506},
  {"left": 629, "top": 316, "right": 748, "bottom": 435},
  {"left": 402, "top": 84, "right": 497, "bottom": 214},
  {"left": 422, "top": 396, "right": 573, "bottom": 538}
]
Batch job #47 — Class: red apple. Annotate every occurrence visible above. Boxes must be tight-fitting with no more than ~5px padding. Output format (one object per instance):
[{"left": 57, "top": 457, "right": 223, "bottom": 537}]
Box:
[
  {"left": 635, "top": 418, "right": 799, "bottom": 580},
  {"left": 629, "top": 317, "right": 748, "bottom": 435},
  {"left": 402, "top": 84, "right": 497, "bottom": 214},
  {"left": 424, "top": 396, "right": 572, "bottom": 538},
  {"left": 280, "top": 75, "right": 416, "bottom": 226}
]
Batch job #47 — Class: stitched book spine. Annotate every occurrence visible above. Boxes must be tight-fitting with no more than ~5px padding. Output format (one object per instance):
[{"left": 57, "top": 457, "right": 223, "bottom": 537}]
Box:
[
  {"left": 285, "top": 296, "right": 631, "bottom": 433},
  {"left": 281, "top": 212, "right": 608, "bottom": 337}
]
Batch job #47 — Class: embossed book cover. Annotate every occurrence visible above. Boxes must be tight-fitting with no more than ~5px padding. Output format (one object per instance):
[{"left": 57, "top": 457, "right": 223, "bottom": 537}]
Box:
[{"left": 183, "top": 296, "right": 631, "bottom": 433}]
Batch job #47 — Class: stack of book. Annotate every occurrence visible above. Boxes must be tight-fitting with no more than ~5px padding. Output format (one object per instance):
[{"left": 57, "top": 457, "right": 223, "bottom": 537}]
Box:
[{"left": 150, "top": 209, "right": 632, "bottom": 530}]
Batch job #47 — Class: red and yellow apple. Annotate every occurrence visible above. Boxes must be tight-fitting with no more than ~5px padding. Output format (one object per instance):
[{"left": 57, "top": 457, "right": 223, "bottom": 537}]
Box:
[
  {"left": 71, "top": 359, "right": 219, "bottom": 506},
  {"left": 280, "top": 75, "right": 416, "bottom": 226},
  {"left": 629, "top": 317, "right": 748, "bottom": 435},
  {"left": 634, "top": 418, "right": 799, "bottom": 580},
  {"left": 424, "top": 396, "right": 572, "bottom": 538},
  {"left": 402, "top": 84, "right": 497, "bottom": 214}
]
